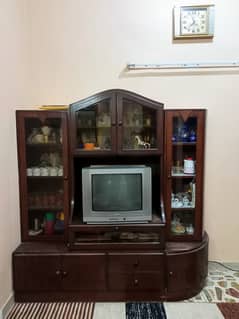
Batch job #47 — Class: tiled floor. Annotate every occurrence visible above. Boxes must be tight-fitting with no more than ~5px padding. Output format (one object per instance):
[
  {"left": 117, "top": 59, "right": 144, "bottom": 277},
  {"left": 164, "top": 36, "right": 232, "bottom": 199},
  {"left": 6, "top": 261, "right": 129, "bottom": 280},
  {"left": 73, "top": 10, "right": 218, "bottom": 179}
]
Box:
[{"left": 164, "top": 303, "right": 224, "bottom": 319}]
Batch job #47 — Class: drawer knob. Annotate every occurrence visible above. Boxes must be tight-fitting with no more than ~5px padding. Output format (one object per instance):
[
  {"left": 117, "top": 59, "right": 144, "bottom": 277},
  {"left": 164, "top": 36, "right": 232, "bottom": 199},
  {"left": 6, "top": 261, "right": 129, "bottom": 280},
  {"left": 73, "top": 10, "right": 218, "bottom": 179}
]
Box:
[
  {"left": 55, "top": 270, "right": 61, "bottom": 276},
  {"left": 169, "top": 271, "right": 173, "bottom": 276},
  {"left": 62, "top": 271, "right": 68, "bottom": 277},
  {"left": 134, "top": 279, "right": 139, "bottom": 285}
]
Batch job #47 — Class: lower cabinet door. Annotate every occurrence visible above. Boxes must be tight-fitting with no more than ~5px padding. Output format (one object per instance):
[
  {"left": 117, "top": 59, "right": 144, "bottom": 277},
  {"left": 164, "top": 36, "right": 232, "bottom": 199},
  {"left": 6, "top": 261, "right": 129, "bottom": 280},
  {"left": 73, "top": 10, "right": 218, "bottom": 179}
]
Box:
[
  {"left": 108, "top": 253, "right": 165, "bottom": 292},
  {"left": 167, "top": 247, "right": 208, "bottom": 297},
  {"left": 13, "top": 254, "right": 61, "bottom": 292},
  {"left": 62, "top": 254, "right": 106, "bottom": 291}
]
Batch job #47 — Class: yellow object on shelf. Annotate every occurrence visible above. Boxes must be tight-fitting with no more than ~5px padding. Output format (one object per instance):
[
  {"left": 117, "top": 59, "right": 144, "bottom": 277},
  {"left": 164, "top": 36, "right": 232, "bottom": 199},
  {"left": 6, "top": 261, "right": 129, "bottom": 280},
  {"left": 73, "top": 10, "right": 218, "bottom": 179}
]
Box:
[{"left": 38, "top": 105, "right": 69, "bottom": 110}]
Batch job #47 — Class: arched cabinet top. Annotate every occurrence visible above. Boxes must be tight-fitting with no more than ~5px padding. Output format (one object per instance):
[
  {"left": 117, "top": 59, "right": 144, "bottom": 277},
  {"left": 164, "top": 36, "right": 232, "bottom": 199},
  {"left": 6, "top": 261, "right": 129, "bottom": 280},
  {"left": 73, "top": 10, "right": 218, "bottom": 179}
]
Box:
[
  {"left": 69, "top": 89, "right": 164, "bottom": 155},
  {"left": 70, "top": 89, "right": 164, "bottom": 111}
]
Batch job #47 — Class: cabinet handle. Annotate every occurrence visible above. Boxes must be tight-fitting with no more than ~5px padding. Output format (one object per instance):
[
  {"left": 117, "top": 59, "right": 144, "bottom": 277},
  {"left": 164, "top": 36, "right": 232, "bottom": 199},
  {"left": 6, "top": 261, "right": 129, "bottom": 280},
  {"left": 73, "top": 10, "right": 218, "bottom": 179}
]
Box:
[
  {"left": 169, "top": 271, "right": 173, "bottom": 276},
  {"left": 115, "top": 226, "right": 119, "bottom": 231},
  {"left": 134, "top": 279, "right": 139, "bottom": 285},
  {"left": 118, "top": 121, "right": 123, "bottom": 126},
  {"left": 55, "top": 270, "right": 61, "bottom": 276},
  {"left": 62, "top": 271, "right": 68, "bottom": 277}
]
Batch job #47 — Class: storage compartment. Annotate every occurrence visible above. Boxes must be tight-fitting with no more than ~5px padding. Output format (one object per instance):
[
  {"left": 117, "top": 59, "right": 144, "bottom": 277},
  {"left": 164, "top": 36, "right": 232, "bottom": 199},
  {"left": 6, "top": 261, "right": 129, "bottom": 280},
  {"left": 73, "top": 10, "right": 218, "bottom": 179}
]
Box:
[{"left": 108, "top": 253, "right": 165, "bottom": 291}]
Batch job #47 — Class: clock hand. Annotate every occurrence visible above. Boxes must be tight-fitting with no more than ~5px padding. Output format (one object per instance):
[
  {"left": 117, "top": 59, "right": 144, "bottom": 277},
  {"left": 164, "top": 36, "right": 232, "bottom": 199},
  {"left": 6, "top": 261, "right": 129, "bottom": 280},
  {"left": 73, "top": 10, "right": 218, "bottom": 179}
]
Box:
[{"left": 187, "top": 16, "right": 195, "bottom": 31}]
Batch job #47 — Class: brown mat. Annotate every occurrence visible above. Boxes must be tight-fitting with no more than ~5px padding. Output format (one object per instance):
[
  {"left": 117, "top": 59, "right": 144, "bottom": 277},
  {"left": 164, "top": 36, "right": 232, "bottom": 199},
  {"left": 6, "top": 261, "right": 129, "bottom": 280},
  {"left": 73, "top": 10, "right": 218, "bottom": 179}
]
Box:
[{"left": 217, "top": 303, "right": 239, "bottom": 319}]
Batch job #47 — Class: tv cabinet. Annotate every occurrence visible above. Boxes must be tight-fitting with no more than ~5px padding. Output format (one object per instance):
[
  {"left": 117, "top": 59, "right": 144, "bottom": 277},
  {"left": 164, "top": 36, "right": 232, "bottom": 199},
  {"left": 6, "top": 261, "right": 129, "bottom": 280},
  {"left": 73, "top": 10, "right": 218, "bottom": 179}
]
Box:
[{"left": 13, "top": 89, "right": 208, "bottom": 302}]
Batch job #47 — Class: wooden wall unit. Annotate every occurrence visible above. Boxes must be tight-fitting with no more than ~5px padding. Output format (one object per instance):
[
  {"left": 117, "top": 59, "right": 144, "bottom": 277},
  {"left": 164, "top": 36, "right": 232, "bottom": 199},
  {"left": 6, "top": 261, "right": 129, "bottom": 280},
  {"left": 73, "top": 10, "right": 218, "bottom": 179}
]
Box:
[{"left": 13, "top": 90, "right": 208, "bottom": 302}]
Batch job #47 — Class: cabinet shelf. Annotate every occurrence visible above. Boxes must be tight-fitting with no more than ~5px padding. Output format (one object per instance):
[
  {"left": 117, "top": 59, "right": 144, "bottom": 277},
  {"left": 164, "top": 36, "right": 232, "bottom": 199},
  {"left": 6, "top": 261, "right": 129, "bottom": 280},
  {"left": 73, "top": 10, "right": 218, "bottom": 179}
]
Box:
[
  {"left": 171, "top": 174, "right": 195, "bottom": 178},
  {"left": 171, "top": 207, "right": 195, "bottom": 211},
  {"left": 29, "top": 207, "right": 63, "bottom": 211},
  {"left": 172, "top": 142, "right": 196, "bottom": 146},
  {"left": 77, "top": 126, "right": 111, "bottom": 129},
  {"left": 27, "top": 176, "right": 63, "bottom": 179},
  {"left": 28, "top": 233, "right": 64, "bottom": 239}
]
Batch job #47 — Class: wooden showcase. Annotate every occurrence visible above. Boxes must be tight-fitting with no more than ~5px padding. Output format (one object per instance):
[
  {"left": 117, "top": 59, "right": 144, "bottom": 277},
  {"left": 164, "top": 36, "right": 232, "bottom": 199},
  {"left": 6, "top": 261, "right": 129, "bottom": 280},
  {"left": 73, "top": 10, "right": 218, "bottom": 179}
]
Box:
[{"left": 13, "top": 89, "right": 208, "bottom": 302}]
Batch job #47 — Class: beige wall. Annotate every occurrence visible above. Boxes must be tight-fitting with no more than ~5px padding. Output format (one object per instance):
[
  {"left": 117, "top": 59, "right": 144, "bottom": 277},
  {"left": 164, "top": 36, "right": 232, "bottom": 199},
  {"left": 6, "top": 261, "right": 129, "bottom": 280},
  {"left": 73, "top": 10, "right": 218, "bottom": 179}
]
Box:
[
  {"left": 1, "top": 0, "right": 239, "bottom": 309},
  {"left": 0, "top": 0, "right": 29, "bottom": 311},
  {"left": 27, "top": 0, "right": 239, "bottom": 261}
]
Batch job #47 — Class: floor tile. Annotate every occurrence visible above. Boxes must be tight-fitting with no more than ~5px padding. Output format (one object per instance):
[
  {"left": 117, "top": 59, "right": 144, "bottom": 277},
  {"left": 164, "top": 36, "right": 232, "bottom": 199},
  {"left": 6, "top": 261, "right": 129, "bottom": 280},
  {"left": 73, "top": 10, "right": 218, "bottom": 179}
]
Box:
[
  {"left": 93, "top": 302, "right": 125, "bottom": 319},
  {"left": 164, "top": 302, "right": 224, "bottom": 319}
]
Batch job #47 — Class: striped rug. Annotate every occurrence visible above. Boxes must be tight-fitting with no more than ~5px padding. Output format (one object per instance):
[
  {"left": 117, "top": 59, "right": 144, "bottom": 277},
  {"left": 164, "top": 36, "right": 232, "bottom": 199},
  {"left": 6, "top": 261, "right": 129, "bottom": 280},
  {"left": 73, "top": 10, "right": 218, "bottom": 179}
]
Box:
[
  {"left": 126, "top": 302, "right": 166, "bottom": 319},
  {"left": 6, "top": 302, "right": 94, "bottom": 319}
]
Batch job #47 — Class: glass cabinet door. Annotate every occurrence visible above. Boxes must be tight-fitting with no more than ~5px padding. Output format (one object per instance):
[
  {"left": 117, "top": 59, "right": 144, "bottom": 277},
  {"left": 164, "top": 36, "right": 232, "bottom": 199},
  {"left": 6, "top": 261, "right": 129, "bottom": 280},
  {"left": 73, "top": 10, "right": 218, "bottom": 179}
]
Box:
[
  {"left": 117, "top": 94, "right": 163, "bottom": 153},
  {"left": 71, "top": 94, "right": 116, "bottom": 153},
  {"left": 17, "top": 111, "right": 68, "bottom": 241},
  {"left": 165, "top": 110, "right": 205, "bottom": 241}
]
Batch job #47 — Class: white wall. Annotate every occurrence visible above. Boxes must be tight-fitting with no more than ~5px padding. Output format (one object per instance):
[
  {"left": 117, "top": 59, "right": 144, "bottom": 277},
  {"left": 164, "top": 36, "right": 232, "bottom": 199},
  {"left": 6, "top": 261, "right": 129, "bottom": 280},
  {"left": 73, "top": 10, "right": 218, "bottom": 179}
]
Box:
[
  {"left": 1, "top": 3, "right": 238, "bottom": 310},
  {"left": 0, "top": 0, "right": 30, "bottom": 311},
  {"left": 26, "top": 0, "right": 239, "bottom": 261},
  {"left": 1, "top": 0, "right": 237, "bottom": 313}
]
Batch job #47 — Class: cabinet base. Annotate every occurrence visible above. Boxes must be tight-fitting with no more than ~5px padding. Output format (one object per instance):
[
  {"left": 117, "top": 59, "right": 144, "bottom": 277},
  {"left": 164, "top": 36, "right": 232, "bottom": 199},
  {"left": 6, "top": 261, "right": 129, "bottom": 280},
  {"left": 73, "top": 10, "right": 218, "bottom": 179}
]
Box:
[{"left": 13, "top": 233, "right": 208, "bottom": 302}]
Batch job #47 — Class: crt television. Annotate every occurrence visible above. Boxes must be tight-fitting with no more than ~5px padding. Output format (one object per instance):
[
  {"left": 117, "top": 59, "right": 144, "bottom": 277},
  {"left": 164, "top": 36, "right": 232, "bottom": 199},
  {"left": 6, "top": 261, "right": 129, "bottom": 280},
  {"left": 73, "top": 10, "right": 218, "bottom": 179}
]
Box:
[{"left": 82, "top": 165, "right": 152, "bottom": 224}]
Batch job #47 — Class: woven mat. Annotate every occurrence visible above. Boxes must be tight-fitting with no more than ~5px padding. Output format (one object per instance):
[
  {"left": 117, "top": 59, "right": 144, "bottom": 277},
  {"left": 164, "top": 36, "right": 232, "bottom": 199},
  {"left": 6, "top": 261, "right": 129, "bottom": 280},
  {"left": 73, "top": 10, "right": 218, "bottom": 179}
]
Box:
[
  {"left": 126, "top": 302, "right": 166, "bottom": 319},
  {"left": 6, "top": 302, "right": 94, "bottom": 319}
]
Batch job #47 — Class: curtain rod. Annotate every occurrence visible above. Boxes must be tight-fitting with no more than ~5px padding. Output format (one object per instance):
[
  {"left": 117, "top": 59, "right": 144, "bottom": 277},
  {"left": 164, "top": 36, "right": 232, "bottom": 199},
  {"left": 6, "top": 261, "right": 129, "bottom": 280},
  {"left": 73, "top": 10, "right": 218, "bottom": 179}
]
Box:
[{"left": 127, "top": 62, "right": 239, "bottom": 70}]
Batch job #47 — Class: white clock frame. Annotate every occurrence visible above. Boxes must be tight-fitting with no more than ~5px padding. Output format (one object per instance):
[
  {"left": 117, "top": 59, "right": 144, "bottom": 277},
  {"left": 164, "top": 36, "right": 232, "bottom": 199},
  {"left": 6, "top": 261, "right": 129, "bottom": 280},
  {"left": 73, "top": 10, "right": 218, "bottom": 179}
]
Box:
[{"left": 173, "top": 5, "right": 215, "bottom": 39}]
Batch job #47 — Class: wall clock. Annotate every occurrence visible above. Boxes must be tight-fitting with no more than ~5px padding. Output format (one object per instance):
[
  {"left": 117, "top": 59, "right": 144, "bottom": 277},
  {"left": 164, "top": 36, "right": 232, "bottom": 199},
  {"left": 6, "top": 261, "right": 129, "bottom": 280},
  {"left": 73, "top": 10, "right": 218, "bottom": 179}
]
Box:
[{"left": 173, "top": 5, "right": 215, "bottom": 39}]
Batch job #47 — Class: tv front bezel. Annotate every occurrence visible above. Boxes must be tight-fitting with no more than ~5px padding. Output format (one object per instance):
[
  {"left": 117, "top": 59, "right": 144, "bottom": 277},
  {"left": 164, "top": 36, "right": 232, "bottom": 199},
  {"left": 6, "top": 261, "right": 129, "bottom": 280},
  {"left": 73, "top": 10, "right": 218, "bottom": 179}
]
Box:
[{"left": 82, "top": 165, "right": 152, "bottom": 224}]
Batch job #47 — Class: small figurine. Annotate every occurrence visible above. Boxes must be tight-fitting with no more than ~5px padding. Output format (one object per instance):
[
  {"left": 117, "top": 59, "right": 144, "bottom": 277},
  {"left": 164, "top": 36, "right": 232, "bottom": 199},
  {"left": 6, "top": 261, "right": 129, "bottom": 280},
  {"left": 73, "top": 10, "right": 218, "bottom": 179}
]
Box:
[
  {"left": 135, "top": 135, "right": 150, "bottom": 149},
  {"left": 171, "top": 216, "right": 185, "bottom": 234}
]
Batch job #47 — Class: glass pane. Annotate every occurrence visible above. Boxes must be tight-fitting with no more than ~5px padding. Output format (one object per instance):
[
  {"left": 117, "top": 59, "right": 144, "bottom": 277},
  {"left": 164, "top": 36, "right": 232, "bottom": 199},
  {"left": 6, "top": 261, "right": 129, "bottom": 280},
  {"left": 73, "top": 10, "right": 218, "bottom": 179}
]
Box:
[
  {"left": 170, "top": 116, "right": 197, "bottom": 236},
  {"left": 25, "top": 117, "right": 65, "bottom": 238},
  {"left": 171, "top": 211, "right": 195, "bottom": 236},
  {"left": 76, "top": 99, "right": 111, "bottom": 150},
  {"left": 122, "top": 99, "right": 157, "bottom": 150}
]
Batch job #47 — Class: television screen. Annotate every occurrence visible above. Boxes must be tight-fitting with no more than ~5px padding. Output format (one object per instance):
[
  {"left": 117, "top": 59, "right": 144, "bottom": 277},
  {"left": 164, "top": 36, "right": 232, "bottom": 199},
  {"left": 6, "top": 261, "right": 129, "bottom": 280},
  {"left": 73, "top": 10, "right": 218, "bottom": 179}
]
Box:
[
  {"left": 82, "top": 165, "right": 152, "bottom": 223},
  {"left": 92, "top": 174, "right": 142, "bottom": 211}
]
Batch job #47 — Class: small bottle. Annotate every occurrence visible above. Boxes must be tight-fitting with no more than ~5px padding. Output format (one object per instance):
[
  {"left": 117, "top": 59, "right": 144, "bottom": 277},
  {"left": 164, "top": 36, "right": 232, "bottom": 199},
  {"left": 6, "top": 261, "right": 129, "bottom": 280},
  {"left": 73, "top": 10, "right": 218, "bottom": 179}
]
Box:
[
  {"left": 186, "top": 224, "right": 194, "bottom": 235},
  {"left": 44, "top": 212, "right": 55, "bottom": 235}
]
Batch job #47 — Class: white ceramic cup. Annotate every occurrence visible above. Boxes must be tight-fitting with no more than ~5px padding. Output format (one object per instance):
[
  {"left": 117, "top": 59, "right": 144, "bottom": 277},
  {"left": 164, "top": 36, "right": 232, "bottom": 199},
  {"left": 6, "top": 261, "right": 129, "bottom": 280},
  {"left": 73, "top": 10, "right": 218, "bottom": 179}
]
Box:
[
  {"left": 32, "top": 167, "right": 41, "bottom": 176},
  {"left": 40, "top": 167, "right": 49, "bottom": 176},
  {"left": 26, "top": 168, "right": 33, "bottom": 176},
  {"left": 49, "top": 167, "right": 58, "bottom": 176},
  {"left": 58, "top": 167, "right": 63, "bottom": 176}
]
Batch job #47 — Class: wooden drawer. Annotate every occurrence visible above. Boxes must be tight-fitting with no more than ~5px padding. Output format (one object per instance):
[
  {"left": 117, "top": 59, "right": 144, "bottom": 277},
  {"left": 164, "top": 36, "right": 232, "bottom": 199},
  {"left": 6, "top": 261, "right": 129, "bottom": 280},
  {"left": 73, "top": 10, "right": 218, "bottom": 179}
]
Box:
[
  {"left": 108, "top": 253, "right": 164, "bottom": 272},
  {"left": 109, "top": 272, "right": 164, "bottom": 291}
]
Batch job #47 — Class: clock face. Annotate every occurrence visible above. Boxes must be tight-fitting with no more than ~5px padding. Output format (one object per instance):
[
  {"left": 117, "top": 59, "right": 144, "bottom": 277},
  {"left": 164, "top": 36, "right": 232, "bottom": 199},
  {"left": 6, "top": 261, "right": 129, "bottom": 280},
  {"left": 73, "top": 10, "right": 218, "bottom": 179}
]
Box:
[{"left": 181, "top": 8, "right": 208, "bottom": 35}]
